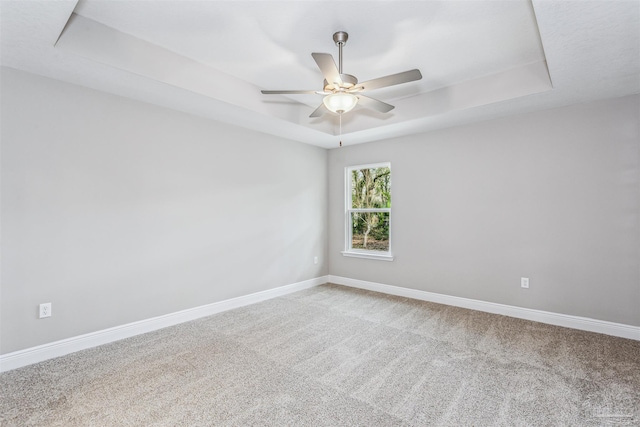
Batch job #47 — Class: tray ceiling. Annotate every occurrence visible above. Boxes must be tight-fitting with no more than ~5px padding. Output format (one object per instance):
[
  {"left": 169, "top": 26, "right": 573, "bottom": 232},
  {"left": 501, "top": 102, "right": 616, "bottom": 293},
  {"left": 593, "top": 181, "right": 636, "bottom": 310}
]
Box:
[{"left": 1, "top": 0, "right": 638, "bottom": 148}]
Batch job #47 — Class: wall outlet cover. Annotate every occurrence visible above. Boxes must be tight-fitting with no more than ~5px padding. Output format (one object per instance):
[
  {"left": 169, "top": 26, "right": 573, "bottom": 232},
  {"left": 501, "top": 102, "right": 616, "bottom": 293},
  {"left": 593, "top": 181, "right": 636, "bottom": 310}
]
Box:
[{"left": 39, "top": 303, "right": 52, "bottom": 318}]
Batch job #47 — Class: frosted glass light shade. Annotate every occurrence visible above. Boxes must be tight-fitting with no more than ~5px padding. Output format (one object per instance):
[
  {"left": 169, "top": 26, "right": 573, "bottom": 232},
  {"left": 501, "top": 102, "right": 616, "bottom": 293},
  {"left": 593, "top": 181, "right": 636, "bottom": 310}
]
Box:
[{"left": 323, "top": 92, "right": 358, "bottom": 114}]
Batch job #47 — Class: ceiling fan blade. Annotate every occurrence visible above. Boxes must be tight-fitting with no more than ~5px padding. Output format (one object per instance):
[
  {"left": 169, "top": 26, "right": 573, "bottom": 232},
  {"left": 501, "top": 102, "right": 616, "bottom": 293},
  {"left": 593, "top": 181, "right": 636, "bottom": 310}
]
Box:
[
  {"left": 261, "top": 90, "right": 318, "bottom": 95},
  {"left": 309, "top": 103, "right": 329, "bottom": 118},
  {"left": 357, "top": 95, "right": 395, "bottom": 113},
  {"left": 357, "top": 69, "right": 422, "bottom": 92},
  {"left": 312, "top": 53, "right": 343, "bottom": 86}
]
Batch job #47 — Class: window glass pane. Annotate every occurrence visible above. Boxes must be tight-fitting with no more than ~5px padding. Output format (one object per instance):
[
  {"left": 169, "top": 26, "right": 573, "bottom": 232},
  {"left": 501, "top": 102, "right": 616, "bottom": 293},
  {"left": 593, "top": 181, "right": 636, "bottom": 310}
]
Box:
[
  {"left": 351, "top": 212, "right": 390, "bottom": 252},
  {"left": 351, "top": 167, "right": 391, "bottom": 209}
]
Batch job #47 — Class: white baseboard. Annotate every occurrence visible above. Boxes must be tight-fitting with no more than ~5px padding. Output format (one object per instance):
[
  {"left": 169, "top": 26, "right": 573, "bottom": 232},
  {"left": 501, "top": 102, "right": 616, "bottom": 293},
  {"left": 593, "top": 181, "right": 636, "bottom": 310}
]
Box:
[
  {"left": 4, "top": 274, "right": 636, "bottom": 372},
  {"left": 329, "top": 275, "right": 640, "bottom": 341},
  {"left": 0, "top": 276, "right": 328, "bottom": 372}
]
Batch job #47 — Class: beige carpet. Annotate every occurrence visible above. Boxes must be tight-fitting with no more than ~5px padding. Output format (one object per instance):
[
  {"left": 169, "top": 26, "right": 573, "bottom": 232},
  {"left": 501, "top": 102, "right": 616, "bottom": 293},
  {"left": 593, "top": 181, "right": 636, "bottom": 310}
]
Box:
[{"left": 1, "top": 283, "right": 639, "bottom": 426}]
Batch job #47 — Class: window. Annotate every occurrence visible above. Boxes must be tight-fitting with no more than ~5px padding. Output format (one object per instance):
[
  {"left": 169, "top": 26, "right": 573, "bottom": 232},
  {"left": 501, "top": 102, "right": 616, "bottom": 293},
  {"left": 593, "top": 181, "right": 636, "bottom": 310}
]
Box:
[{"left": 343, "top": 163, "right": 393, "bottom": 261}]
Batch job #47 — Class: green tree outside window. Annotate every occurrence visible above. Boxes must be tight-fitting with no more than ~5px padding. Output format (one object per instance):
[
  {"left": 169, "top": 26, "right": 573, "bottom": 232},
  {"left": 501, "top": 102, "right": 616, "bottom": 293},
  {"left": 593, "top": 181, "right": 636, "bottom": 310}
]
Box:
[{"left": 349, "top": 165, "right": 391, "bottom": 252}]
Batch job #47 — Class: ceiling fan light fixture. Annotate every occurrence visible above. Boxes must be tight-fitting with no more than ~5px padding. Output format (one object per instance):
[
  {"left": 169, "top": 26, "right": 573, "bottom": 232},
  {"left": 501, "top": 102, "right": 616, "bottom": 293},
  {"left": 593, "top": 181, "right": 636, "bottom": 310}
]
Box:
[
  {"left": 323, "top": 92, "right": 358, "bottom": 114},
  {"left": 262, "top": 31, "right": 422, "bottom": 119}
]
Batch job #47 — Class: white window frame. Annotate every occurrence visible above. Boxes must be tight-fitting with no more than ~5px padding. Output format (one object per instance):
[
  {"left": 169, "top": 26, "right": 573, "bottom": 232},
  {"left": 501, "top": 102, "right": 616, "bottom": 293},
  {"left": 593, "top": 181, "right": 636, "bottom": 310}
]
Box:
[{"left": 342, "top": 162, "right": 394, "bottom": 261}]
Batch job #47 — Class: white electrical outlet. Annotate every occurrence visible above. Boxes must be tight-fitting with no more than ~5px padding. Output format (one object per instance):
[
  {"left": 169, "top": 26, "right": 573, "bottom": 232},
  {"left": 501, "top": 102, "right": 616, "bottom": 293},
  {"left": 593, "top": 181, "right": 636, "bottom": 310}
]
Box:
[
  {"left": 39, "top": 303, "right": 52, "bottom": 318},
  {"left": 314, "top": 256, "right": 318, "bottom": 264},
  {"left": 521, "top": 278, "right": 530, "bottom": 289}
]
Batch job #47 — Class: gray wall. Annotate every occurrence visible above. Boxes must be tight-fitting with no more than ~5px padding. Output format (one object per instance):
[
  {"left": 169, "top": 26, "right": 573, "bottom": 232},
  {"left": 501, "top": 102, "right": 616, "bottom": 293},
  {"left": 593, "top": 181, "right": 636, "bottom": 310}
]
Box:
[
  {"left": 2, "top": 67, "right": 638, "bottom": 357},
  {"left": 329, "top": 95, "right": 640, "bottom": 326},
  {"left": 1, "top": 68, "right": 328, "bottom": 354}
]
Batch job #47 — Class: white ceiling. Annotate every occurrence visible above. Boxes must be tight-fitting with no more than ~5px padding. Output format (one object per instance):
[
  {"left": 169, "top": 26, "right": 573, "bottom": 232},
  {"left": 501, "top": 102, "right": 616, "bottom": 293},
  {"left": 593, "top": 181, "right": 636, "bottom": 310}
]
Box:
[{"left": 1, "top": 0, "right": 638, "bottom": 149}]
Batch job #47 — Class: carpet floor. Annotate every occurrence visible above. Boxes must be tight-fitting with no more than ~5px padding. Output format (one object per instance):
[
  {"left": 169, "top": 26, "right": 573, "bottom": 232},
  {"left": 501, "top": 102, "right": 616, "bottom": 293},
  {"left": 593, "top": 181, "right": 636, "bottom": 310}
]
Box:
[{"left": 1, "top": 283, "right": 639, "bottom": 426}]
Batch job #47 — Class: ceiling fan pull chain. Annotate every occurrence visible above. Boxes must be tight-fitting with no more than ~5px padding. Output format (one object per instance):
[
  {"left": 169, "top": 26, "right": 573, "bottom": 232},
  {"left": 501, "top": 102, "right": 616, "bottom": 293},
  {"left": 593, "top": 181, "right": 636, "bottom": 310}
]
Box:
[{"left": 339, "top": 114, "right": 342, "bottom": 147}]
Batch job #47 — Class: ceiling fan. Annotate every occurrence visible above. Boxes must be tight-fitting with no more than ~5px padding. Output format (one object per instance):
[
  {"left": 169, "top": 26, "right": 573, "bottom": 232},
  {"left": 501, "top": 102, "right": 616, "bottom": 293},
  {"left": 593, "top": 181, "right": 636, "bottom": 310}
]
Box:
[{"left": 261, "top": 31, "right": 422, "bottom": 117}]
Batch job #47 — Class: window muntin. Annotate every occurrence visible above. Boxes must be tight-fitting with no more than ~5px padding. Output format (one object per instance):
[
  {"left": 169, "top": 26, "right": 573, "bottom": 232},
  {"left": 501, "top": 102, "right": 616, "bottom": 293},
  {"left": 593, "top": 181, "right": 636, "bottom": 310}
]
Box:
[{"left": 344, "top": 163, "right": 392, "bottom": 259}]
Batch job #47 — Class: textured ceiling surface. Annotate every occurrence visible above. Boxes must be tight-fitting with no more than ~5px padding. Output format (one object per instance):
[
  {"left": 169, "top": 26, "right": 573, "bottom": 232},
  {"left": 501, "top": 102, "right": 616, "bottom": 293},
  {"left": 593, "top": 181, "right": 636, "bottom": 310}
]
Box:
[{"left": 1, "top": 0, "right": 638, "bottom": 148}]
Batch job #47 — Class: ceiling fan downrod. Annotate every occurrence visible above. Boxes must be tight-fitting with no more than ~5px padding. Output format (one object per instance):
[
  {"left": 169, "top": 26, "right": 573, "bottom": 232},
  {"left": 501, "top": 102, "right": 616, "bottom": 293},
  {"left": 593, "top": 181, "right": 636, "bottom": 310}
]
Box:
[{"left": 333, "top": 31, "right": 348, "bottom": 74}]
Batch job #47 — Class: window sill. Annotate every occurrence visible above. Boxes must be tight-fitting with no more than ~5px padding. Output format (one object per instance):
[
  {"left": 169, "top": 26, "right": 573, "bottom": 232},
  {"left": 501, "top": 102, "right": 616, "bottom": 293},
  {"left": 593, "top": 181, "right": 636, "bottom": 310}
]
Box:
[{"left": 341, "top": 251, "right": 394, "bottom": 261}]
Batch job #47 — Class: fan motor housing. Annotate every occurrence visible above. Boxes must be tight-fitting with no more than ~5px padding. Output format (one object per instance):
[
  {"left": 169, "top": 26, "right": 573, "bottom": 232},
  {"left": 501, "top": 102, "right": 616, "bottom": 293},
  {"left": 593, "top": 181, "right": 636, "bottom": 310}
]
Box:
[{"left": 324, "top": 73, "right": 358, "bottom": 91}]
